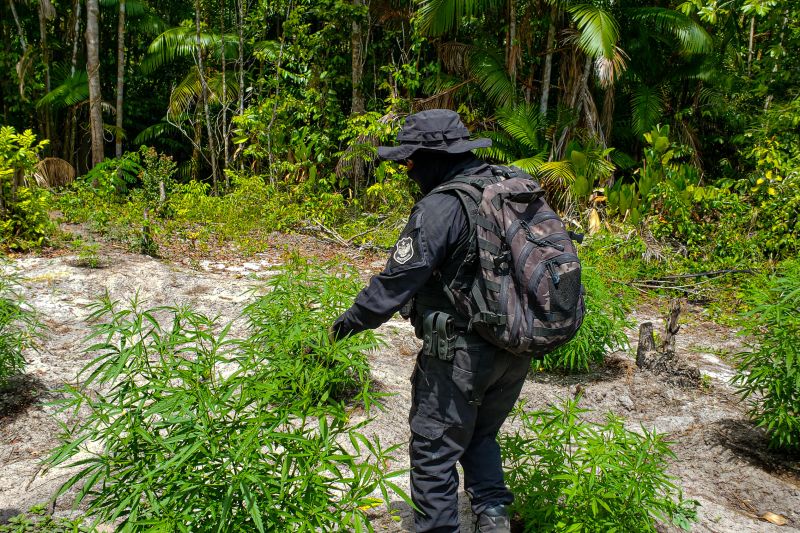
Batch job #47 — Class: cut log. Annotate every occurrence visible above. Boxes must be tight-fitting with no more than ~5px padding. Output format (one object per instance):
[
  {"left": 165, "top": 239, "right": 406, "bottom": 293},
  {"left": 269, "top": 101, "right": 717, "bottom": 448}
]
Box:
[{"left": 636, "top": 321, "right": 655, "bottom": 368}]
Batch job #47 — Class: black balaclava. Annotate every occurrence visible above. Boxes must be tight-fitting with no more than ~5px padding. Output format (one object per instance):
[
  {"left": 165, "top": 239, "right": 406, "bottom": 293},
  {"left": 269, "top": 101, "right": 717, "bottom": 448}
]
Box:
[{"left": 407, "top": 150, "right": 479, "bottom": 194}]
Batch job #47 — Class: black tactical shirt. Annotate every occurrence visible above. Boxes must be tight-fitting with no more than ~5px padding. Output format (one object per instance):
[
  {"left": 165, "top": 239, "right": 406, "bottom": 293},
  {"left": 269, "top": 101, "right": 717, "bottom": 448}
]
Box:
[{"left": 332, "top": 159, "right": 490, "bottom": 339}]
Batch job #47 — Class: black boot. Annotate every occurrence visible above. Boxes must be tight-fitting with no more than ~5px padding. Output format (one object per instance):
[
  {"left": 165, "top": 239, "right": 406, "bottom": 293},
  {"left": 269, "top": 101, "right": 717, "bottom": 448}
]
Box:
[{"left": 475, "top": 504, "right": 511, "bottom": 533}]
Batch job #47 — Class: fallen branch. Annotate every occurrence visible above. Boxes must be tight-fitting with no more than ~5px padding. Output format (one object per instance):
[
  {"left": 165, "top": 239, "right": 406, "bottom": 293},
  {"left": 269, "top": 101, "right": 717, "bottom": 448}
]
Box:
[
  {"left": 303, "top": 219, "right": 392, "bottom": 253},
  {"left": 637, "top": 268, "right": 754, "bottom": 284}
]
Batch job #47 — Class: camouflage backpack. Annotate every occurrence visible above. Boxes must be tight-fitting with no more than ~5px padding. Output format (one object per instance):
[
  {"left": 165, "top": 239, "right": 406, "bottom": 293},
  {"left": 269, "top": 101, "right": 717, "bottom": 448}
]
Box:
[{"left": 432, "top": 165, "right": 585, "bottom": 357}]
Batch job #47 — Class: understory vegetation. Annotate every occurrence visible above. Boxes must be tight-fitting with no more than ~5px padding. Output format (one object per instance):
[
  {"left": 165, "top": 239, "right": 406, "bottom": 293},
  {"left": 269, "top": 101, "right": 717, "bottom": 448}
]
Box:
[
  {"left": 0, "top": 266, "right": 41, "bottom": 387},
  {"left": 733, "top": 260, "right": 800, "bottom": 450},
  {"left": 503, "top": 398, "right": 699, "bottom": 532},
  {"left": 47, "top": 261, "right": 408, "bottom": 531}
]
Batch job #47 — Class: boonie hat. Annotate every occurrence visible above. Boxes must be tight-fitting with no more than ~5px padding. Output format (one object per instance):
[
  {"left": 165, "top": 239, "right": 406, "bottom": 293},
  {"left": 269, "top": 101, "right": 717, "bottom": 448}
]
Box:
[{"left": 377, "top": 109, "right": 492, "bottom": 161}]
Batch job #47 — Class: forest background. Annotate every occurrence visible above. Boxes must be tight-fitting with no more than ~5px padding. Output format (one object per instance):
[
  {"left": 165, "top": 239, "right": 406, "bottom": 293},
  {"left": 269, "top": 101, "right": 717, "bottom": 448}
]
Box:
[{"left": 0, "top": 0, "right": 798, "bottom": 266}]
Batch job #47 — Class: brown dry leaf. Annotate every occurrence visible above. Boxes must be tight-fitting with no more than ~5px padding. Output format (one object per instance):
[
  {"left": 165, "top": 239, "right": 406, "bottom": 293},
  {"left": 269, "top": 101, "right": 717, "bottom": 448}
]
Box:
[
  {"left": 761, "top": 512, "right": 788, "bottom": 526},
  {"left": 588, "top": 208, "right": 601, "bottom": 235}
]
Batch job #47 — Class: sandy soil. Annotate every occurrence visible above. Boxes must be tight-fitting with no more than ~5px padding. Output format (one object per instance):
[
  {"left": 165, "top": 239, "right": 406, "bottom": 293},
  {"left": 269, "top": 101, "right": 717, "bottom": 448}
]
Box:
[{"left": 1, "top": 235, "right": 798, "bottom": 532}]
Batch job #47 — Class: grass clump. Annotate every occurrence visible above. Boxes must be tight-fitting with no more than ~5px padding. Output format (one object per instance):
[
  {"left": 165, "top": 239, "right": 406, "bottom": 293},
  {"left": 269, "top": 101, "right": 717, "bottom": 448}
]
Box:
[
  {"left": 0, "top": 267, "right": 40, "bottom": 388},
  {"left": 46, "top": 261, "right": 408, "bottom": 531},
  {"left": 0, "top": 505, "right": 86, "bottom": 532},
  {"left": 502, "top": 398, "right": 699, "bottom": 532},
  {"left": 733, "top": 259, "right": 800, "bottom": 450}
]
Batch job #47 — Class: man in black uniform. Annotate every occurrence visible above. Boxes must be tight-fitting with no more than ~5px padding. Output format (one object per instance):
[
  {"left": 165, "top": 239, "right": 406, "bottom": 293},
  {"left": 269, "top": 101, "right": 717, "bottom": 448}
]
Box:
[{"left": 330, "top": 109, "right": 531, "bottom": 532}]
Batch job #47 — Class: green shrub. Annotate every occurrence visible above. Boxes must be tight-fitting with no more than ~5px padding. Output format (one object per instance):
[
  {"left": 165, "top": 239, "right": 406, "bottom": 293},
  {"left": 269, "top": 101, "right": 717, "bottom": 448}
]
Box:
[
  {"left": 732, "top": 260, "right": 800, "bottom": 449},
  {"left": 0, "top": 505, "right": 86, "bottom": 532},
  {"left": 243, "top": 255, "right": 383, "bottom": 411},
  {"left": 537, "top": 266, "right": 629, "bottom": 372},
  {"left": 502, "top": 398, "right": 699, "bottom": 532},
  {"left": 82, "top": 150, "right": 142, "bottom": 197},
  {"left": 70, "top": 238, "right": 101, "bottom": 268},
  {"left": 0, "top": 126, "right": 55, "bottom": 251},
  {"left": 136, "top": 146, "right": 176, "bottom": 210},
  {"left": 47, "top": 261, "right": 407, "bottom": 531},
  {"left": 748, "top": 159, "right": 800, "bottom": 259},
  {"left": 0, "top": 267, "right": 41, "bottom": 387},
  {"left": 647, "top": 180, "right": 755, "bottom": 266}
]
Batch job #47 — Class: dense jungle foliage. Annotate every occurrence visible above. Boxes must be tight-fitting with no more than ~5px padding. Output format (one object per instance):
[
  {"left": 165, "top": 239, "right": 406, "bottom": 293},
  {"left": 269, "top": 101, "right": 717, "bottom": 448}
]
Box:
[{"left": 0, "top": 0, "right": 797, "bottom": 263}]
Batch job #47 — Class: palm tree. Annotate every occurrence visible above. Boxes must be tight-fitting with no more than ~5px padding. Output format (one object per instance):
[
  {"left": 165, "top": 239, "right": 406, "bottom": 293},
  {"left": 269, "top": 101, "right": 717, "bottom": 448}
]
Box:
[{"left": 142, "top": 24, "right": 239, "bottom": 190}]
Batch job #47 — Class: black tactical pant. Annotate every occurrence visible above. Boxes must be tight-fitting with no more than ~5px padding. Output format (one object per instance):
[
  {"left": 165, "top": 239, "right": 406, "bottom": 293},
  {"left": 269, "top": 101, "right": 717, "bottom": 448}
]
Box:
[{"left": 408, "top": 335, "right": 531, "bottom": 532}]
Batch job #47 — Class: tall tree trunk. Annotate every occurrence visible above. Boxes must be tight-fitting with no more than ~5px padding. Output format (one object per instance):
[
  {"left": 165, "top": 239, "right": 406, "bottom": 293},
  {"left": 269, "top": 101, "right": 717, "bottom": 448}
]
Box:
[
  {"left": 764, "top": 9, "right": 788, "bottom": 111},
  {"left": 115, "top": 0, "right": 126, "bottom": 159},
  {"left": 70, "top": 0, "right": 81, "bottom": 75},
  {"left": 237, "top": 0, "right": 245, "bottom": 118},
  {"left": 191, "top": 113, "right": 203, "bottom": 182},
  {"left": 86, "top": 0, "right": 105, "bottom": 167},
  {"left": 747, "top": 15, "right": 755, "bottom": 77},
  {"left": 236, "top": 0, "right": 245, "bottom": 171},
  {"left": 350, "top": 0, "right": 365, "bottom": 115},
  {"left": 221, "top": 2, "right": 230, "bottom": 183},
  {"left": 67, "top": 0, "right": 81, "bottom": 167},
  {"left": 539, "top": 4, "right": 558, "bottom": 116},
  {"left": 8, "top": 0, "right": 27, "bottom": 52},
  {"left": 601, "top": 84, "right": 614, "bottom": 143},
  {"left": 38, "top": 0, "right": 54, "bottom": 142},
  {"left": 506, "top": 0, "right": 518, "bottom": 82},
  {"left": 349, "top": 0, "right": 367, "bottom": 194},
  {"left": 195, "top": 0, "right": 220, "bottom": 192}
]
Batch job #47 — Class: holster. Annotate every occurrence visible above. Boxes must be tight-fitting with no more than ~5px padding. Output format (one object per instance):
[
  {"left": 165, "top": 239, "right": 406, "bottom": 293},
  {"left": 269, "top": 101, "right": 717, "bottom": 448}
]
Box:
[{"left": 421, "top": 310, "right": 457, "bottom": 361}]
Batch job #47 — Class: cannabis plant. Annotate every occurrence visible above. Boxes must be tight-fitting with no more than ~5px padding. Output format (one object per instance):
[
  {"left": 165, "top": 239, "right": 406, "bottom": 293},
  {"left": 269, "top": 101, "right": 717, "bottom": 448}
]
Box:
[
  {"left": 48, "top": 294, "right": 408, "bottom": 531},
  {"left": 0, "top": 267, "right": 41, "bottom": 387},
  {"left": 733, "top": 260, "right": 800, "bottom": 449},
  {"left": 502, "top": 398, "right": 699, "bottom": 532},
  {"left": 243, "top": 255, "right": 383, "bottom": 412}
]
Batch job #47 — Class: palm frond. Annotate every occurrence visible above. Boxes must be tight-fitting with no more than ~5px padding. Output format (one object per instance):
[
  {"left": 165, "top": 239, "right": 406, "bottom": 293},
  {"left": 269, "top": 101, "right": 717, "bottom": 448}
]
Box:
[
  {"left": 568, "top": 4, "right": 619, "bottom": 60},
  {"left": 253, "top": 40, "right": 281, "bottom": 62},
  {"left": 206, "top": 70, "right": 240, "bottom": 105},
  {"left": 416, "top": 0, "right": 504, "bottom": 36},
  {"left": 168, "top": 68, "right": 201, "bottom": 119},
  {"left": 497, "top": 104, "right": 547, "bottom": 153},
  {"left": 37, "top": 71, "right": 89, "bottom": 110},
  {"left": 594, "top": 46, "right": 628, "bottom": 88},
  {"left": 538, "top": 160, "right": 576, "bottom": 191},
  {"left": 469, "top": 49, "right": 515, "bottom": 109},
  {"left": 137, "top": 12, "right": 169, "bottom": 35},
  {"left": 133, "top": 120, "right": 183, "bottom": 145},
  {"left": 629, "top": 7, "right": 713, "bottom": 55},
  {"left": 511, "top": 152, "right": 548, "bottom": 174},
  {"left": 473, "top": 131, "right": 517, "bottom": 163},
  {"left": 609, "top": 149, "right": 637, "bottom": 170},
  {"left": 630, "top": 85, "right": 664, "bottom": 137},
  {"left": 98, "top": 0, "right": 147, "bottom": 17},
  {"left": 142, "top": 27, "right": 199, "bottom": 74},
  {"left": 437, "top": 41, "right": 471, "bottom": 76}
]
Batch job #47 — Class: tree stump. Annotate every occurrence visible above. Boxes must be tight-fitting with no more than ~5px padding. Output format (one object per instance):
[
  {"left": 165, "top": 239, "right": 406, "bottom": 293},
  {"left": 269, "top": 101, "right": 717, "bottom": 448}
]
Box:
[
  {"left": 636, "top": 321, "right": 655, "bottom": 368},
  {"left": 635, "top": 299, "right": 701, "bottom": 387}
]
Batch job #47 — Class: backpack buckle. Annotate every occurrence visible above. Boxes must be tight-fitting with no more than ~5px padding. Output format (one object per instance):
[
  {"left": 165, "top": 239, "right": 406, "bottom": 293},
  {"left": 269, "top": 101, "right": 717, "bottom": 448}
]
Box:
[{"left": 493, "top": 250, "right": 512, "bottom": 272}]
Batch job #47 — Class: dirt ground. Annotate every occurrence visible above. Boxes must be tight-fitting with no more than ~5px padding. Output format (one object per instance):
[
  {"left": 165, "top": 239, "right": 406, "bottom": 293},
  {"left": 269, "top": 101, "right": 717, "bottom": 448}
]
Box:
[{"left": 1, "top": 231, "right": 798, "bottom": 532}]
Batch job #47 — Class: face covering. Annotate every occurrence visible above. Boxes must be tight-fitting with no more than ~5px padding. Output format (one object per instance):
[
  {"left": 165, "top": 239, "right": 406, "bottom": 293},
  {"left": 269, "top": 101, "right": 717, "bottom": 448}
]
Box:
[{"left": 407, "top": 151, "right": 477, "bottom": 194}]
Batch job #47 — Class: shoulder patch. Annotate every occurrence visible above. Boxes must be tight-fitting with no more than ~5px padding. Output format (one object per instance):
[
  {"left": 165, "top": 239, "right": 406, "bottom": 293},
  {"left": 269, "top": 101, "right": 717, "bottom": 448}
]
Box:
[{"left": 393, "top": 237, "right": 414, "bottom": 264}]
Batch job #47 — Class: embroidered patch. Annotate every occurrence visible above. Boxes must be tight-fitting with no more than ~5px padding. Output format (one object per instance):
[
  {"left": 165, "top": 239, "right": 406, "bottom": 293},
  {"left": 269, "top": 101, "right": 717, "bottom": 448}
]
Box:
[{"left": 393, "top": 236, "right": 415, "bottom": 264}]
